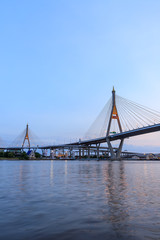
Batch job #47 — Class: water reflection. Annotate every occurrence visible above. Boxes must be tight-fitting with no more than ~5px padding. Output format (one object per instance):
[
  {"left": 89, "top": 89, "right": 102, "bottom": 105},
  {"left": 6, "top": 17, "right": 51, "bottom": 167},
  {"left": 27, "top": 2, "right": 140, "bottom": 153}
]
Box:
[
  {"left": 50, "top": 160, "right": 54, "bottom": 185},
  {"left": 65, "top": 160, "right": 68, "bottom": 176},
  {"left": 0, "top": 160, "right": 160, "bottom": 240},
  {"left": 18, "top": 163, "right": 31, "bottom": 191},
  {"left": 103, "top": 161, "right": 132, "bottom": 238}
]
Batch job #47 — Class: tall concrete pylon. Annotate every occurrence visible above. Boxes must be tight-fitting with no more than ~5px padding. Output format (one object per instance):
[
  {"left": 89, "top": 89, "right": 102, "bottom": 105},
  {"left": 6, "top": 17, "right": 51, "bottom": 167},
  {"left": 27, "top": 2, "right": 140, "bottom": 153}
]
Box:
[
  {"left": 106, "top": 87, "right": 124, "bottom": 159},
  {"left": 22, "top": 123, "right": 30, "bottom": 149}
]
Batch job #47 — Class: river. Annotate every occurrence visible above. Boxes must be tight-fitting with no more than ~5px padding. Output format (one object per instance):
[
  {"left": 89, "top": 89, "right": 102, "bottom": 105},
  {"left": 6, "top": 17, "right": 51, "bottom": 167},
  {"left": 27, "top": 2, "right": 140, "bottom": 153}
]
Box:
[{"left": 0, "top": 160, "right": 160, "bottom": 240}]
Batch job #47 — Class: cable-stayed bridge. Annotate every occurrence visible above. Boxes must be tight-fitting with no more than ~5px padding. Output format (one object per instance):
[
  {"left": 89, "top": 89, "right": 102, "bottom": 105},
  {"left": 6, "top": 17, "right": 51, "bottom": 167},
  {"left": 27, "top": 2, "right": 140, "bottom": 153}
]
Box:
[{"left": 1, "top": 88, "right": 160, "bottom": 159}]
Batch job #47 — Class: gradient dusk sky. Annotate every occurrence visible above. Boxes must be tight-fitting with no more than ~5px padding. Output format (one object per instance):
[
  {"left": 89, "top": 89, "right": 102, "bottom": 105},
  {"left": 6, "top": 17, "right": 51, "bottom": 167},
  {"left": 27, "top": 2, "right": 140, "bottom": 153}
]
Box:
[{"left": 1, "top": 0, "right": 160, "bottom": 150}]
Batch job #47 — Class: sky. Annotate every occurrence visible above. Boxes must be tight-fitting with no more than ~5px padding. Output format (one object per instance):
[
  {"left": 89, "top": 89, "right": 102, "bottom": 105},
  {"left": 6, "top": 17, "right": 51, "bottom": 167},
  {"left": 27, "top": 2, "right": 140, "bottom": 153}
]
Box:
[{"left": 1, "top": 0, "right": 160, "bottom": 151}]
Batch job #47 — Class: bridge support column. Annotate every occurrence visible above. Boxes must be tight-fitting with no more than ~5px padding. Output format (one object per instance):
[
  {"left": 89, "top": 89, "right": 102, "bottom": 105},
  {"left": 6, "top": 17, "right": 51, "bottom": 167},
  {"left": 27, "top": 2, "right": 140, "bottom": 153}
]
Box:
[
  {"left": 106, "top": 137, "right": 124, "bottom": 159},
  {"left": 88, "top": 147, "right": 90, "bottom": 159},
  {"left": 69, "top": 148, "right": 72, "bottom": 159},
  {"left": 79, "top": 149, "right": 81, "bottom": 159},
  {"left": 96, "top": 144, "right": 100, "bottom": 159},
  {"left": 42, "top": 149, "right": 45, "bottom": 157},
  {"left": 50, "top": 149, "right": 52, "bottom": 159},
  {"left": 106, "top": 138, "right": 116, "bottom": 159},
  {"left": 116, "top": 139, "right": 124, "bottom": 159},
  {"left": 82, "top": 149, "right": 84, "bottom": 158}
]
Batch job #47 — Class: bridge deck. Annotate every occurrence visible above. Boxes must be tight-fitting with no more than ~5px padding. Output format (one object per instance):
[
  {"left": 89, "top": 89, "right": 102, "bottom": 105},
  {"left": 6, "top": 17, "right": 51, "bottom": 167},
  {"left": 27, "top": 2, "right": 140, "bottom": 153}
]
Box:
[
  {"left": 3, "top": 124, "right": 160, "bottom": 150},
  {"left": 39, "top": 123, "right": 160, "bottom": 149},
  {"left": 109, "top": 123, "right": 160, "bottom": 141}
]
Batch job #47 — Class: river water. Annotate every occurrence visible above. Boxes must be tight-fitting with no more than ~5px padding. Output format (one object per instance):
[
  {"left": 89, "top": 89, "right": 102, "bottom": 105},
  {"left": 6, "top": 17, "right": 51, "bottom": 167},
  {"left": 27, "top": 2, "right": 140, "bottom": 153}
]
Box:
[{"left": 0, "top": 160, "right": 160, "bottom": 240}]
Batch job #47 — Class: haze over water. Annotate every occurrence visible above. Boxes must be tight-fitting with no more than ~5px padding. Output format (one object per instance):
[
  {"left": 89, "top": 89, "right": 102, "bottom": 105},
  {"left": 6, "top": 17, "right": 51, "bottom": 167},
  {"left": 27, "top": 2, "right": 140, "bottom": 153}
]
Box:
[{"left": 0, "top": 160, "right": 160, "bottom": 240}]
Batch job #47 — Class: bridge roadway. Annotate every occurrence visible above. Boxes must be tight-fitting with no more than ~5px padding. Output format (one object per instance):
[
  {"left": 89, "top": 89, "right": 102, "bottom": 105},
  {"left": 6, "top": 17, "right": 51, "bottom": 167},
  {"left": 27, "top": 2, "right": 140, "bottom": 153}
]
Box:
[
  {"left": 2, "top": 123, "right": 160, "bottom": 152},
  {"left": 39, "top": 123, "right": 160, "bottom": 149}
]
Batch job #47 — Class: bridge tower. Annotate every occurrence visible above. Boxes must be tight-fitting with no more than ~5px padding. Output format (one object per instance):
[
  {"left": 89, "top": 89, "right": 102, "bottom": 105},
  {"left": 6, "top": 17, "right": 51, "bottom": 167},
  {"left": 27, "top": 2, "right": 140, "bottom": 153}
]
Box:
[
  {"left": 22, "top": 124, "right": 30, "bottom": 149},
  {"left": 106, "top": 87, "right": 124, "bottom": 159}
]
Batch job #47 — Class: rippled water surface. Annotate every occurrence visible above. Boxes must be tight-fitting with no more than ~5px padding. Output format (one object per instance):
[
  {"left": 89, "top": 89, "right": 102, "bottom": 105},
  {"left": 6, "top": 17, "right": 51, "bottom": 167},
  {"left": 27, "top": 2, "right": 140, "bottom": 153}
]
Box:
[{"left": 0, "top": 160, "right": 160, "bottom": 240}]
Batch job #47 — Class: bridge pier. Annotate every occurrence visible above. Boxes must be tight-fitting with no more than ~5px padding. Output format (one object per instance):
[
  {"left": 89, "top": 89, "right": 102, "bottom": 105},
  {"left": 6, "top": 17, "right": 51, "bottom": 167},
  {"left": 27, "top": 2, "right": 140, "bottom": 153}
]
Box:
[
  {"left": 88, "top": 146, "right": 90, "bottom": 159},
  {"left": 55, "top": 149, "right": 57, "bottom": 158},
  {"left": 96, "top": 144, "right": 100, "bottom": 159},
  {"left": 116, "top": 139, "right": 124, "bottom": 159},
  {"left": 42, "top": 149, "right": 45, "bottom": 157},
  {"left": 106, "top": 137, "right": 124, "bottom": 159},
  {"left": 106, "top": 138, "right": 116, "bottom": 159},
  {"left": 69, "top": 148, "right": 72, "bottom": 159},
  {"left": 79, "top": 148, "right": 81, "bottom": 159},
  {"left": 50, "top": 149, "right": 52, "bottom": 159},
  {"left": 82, "top": 148, "right": 84, "bottom": 158}
]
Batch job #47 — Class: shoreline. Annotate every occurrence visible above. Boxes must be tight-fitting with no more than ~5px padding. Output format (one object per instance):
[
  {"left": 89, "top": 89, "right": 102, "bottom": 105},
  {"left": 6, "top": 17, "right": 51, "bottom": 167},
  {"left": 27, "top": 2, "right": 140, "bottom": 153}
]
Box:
[{"left": 1, "top": 158, "right": 160, "bottom": 161}]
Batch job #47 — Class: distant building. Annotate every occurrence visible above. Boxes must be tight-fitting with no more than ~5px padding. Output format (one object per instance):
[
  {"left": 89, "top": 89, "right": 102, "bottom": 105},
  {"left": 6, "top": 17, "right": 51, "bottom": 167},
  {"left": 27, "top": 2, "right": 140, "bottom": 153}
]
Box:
[
  {"left": 146, "top": 154, "right": 157, "bottom": 160},
  {"left": 131, "top": 155, "right": 140, "bottom": 160},
  {"left": 27, "top": 150, "right": 35, "bottom": 160}
]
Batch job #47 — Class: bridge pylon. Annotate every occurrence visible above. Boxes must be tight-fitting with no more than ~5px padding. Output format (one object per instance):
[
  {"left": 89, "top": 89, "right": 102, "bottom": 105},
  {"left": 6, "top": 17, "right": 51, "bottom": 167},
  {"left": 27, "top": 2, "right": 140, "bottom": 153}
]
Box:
[
  {"left": 106, "top": 87, "right": 124, "bottom": 159},
  {"left": 22, "top": 123, "right": 30, "bottom": 149}
]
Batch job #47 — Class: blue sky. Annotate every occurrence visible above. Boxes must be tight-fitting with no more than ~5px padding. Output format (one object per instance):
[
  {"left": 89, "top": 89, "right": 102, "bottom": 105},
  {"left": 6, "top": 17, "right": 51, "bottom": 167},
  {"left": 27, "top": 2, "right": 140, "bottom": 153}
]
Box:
[{"left": 1, "top": 0, "right": 160, "bottom": 150}]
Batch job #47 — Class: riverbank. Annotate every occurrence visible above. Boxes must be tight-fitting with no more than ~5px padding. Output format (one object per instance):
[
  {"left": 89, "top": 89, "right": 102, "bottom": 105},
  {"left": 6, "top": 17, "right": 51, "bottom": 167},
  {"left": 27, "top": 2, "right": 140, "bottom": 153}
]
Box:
[{"left": 1, "top": 158, "right": 160, "bottom": 161}]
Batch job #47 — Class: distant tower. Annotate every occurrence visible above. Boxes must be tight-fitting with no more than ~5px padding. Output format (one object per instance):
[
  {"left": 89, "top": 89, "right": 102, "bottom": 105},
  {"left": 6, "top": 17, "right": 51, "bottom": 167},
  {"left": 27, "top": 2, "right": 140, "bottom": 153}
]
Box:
[
  {"left": 106, "top": 87, "right": 124, "bottom": 159},
  {"left": 107, "top": 87, "right": 122, "bottom": 135},
  {"left": 22, "top": 124, "right": 30, "bottom": 149}
]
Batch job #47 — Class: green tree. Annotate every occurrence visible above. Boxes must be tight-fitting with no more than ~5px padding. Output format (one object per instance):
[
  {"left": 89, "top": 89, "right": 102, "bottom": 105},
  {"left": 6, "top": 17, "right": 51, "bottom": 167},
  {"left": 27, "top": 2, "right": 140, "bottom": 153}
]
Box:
[
  {"left": 20, "top": 151, "right": 29, "bottom": 160},
  {"left": 35, "top": 152, "right": 41, "bottom": 159}
]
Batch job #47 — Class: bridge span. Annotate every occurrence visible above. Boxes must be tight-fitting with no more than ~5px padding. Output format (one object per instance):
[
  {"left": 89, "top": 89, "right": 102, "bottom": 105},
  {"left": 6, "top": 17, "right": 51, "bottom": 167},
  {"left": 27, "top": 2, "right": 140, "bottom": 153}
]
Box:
[
  {"left": 2, "top": 88, "right": 160, "bottom": 159},
  {"left": 39, "top": 87, "right": 160, "bottom": 159}
]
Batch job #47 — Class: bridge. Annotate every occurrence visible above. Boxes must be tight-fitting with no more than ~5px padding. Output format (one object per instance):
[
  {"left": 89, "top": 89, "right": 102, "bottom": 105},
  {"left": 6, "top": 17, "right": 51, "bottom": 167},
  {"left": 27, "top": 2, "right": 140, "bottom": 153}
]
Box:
[{"left": 1, "top": 88, "right": 160, "bottom": 159}]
